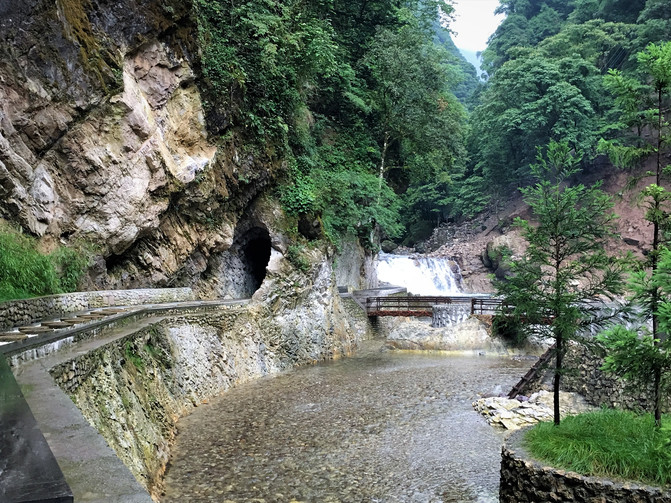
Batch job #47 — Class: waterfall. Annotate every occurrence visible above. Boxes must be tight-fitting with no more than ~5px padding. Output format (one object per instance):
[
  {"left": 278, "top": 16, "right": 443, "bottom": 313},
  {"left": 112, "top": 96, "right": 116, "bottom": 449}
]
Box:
[{"left": 376, "top": 252, "right": 463, "bottom": 295}]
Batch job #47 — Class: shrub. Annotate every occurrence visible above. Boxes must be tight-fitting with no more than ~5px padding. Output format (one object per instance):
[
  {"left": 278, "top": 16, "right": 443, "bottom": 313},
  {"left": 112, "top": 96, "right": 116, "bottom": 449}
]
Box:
[
  {"left": 286, "top": 244, "right": 310, "bottom": 273},
  {"left": 492, "top": 313, "right": 526, "bottom": 347}
]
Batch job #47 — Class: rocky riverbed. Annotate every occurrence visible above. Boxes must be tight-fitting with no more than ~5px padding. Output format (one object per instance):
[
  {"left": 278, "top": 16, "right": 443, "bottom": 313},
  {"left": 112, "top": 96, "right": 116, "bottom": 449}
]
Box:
[
  {"left": 161, "top": 341, "right": 533, "bottom": 503},
  {"left": 473, "top": 390, "right": 595, "bottom": 430}
]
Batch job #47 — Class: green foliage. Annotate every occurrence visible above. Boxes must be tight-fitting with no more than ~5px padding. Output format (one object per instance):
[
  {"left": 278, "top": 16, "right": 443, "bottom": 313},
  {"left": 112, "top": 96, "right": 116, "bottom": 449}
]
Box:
[
  {"left": 471, "top": 52, "right": 601, "bottom": 188},
  {"left": 496, "top": 141, "right": 626, "bottom": 425},
  {"left": 598, "top": 248, "right": 671, "bottom": 423},
  {"left": 124, "top": 341, "right": 144, "bottom": 371},
  {"left": 524, "top": 409, "right": 671, "bottom": 486},
  {"left": 0, "top": 225, "right": 89, "bottom": 302},
  {"left": 492, "top": 313, "right": 525, "bottom": 347},
  {"left": 278, "top": 164, "right": 316, "bottom": 217},
  {"left": 194, "top": 0, "right": 340, "bottom": 146},
  {"left": 194, "top": 0, "right": 466, "bottom": 246},
  {"left": 314, "top": 166, "right": 403, "bottom": 246},
  {"left": 52, "top": 244, "right": 91, "bottom": 293},
  {"left": 469, "top": 1, "right": 670, "bottom": 208},
  {"left": 597, "top": 41, "right": 671, "bottom": 426},
  {"left": 286, "top": 244, "right": 310, "bottom": 273},
  {"left": 431, "top": 21, "right": 480, "bottom": 106},
  {"left": 481, "top": 0, "right": 573, "bottom": 74}
]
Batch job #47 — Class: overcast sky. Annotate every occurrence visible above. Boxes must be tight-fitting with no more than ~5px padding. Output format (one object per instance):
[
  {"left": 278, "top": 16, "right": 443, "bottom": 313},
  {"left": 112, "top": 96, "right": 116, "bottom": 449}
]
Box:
[{"left": 449, "top": 0, "right": 505, "bottom": 53}]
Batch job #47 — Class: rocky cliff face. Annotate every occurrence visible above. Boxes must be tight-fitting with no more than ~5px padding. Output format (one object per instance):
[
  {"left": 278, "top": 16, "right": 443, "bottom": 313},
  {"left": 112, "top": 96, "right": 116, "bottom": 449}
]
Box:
[{"left": 0, "top": 0, "right": 283, "bottom": 291}]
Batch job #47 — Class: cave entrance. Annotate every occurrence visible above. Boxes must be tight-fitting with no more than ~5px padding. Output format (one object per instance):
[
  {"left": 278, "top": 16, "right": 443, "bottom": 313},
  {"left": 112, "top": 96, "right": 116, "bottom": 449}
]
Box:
[
  {"left": 239, "top": 228, "right": 272, "bottom": 295},
  {"left": 207, "top": 226, "right": 272, "bottom": 299}
]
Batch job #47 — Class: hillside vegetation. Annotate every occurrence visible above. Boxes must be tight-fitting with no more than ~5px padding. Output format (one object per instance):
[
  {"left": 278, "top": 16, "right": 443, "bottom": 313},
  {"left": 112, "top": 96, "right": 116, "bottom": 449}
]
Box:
[
  {"left": 195, "top": 0, "right": 671, "bottom": 245},
  {"left": 469, "top": 0, "right": 671, "bottom": 220}
]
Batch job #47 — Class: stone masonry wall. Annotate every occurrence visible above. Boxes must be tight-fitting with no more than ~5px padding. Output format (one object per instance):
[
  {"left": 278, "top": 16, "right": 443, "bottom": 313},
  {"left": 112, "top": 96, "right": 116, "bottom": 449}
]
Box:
[
  {"left": 0, "top": 288, "right": 194, "bottom": 331},
  {"left": 562, "top": 342, "right": 669, "bottom": 412},
  {"left": 500, "top": 428, "right": 671, "bottom": 503},
  {"left": 431, "top": 304, "right": 471, "bottom": 327}
]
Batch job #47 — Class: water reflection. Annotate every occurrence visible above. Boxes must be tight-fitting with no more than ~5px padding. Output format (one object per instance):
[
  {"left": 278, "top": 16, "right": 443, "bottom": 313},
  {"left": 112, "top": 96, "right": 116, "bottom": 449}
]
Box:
[{"left": 161, "top": 342, "right": 529, "bottom": 503}]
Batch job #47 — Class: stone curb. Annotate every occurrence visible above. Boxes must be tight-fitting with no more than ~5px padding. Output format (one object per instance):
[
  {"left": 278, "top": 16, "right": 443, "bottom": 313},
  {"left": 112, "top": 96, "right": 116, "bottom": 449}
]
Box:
[
  {"left": 4, "top": 298, "right": 250, "bottom": 503},
  {"left": 500, "top": 427, "right": 671, "bottom": 502}
]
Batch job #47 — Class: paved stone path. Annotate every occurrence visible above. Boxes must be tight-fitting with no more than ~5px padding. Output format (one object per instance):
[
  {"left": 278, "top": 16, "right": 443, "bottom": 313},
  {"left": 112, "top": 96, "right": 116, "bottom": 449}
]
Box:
[{"left": 7, "top": 299, "right": 248, "bottom": 503}]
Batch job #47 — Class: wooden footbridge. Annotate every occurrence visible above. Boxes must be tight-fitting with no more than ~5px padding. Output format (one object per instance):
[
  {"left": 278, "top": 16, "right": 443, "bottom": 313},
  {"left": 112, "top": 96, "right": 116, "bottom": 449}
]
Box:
[{"left": 364, "top": 296, "right": 502, "bottom": 317}]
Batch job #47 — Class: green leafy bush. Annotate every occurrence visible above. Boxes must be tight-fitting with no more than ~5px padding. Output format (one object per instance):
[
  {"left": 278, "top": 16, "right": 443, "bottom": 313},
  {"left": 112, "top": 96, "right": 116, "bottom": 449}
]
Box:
[
  {"left": 278, "top": 164, "right": 317, "bottom": 217},
  {"left": 286, "top": 244, "right": 311, "bottom": 273},
  {"left": 492, "top": 313, "right": 525, "bottom": 347}
]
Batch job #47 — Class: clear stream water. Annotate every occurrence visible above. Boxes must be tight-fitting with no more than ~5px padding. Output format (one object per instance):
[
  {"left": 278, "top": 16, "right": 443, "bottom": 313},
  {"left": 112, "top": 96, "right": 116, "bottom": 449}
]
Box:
[{"left": 161, "top": 342, "right": 530, "bottom": 503}]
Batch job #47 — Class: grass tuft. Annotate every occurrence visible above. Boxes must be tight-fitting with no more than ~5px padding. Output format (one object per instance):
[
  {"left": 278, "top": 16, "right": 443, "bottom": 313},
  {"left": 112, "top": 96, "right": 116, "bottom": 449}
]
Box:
[
  {"left": 524, "top": 409, "right": 671, "bottom": 486},
  {"left": 0, "top": 224, "right": 90, "bottom": 302}
]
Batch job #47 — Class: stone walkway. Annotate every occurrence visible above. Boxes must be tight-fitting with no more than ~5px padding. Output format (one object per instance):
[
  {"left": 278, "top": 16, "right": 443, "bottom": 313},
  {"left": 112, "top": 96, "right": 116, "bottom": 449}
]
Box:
[
  {"left": 13, "top": 319, "right": 159, "bottom": 502},
  {"left": 6, "top": 299, "right": 248, "bottom": 503}
]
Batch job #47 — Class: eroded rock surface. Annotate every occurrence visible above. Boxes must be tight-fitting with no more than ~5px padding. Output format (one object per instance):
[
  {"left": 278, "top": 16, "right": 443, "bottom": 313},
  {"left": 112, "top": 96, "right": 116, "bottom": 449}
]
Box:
[
  {"left": 0, "top": 0, "right": 281, "bottom": 291},
  {"left": 473, "top": 390, "right": 595, "bottom": 430}
]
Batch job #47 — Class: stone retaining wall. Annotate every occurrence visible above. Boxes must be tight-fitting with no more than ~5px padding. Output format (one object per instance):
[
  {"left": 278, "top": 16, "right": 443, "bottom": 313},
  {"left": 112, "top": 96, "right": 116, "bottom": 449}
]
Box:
[
  {"left": 0, "top": 357, "right": 73, "bottom": 503},
  {"left": 500, "top": 428, "right": 671, "bottom": 502},
  {"left": 562, "top": 342, "right": 668, "bottom": 412},
  {"left": 0, "top": 288, "right": 194, "bottom": 330},
  {"left": 49, "top": 302, "right": 360, "bottom": 499}
]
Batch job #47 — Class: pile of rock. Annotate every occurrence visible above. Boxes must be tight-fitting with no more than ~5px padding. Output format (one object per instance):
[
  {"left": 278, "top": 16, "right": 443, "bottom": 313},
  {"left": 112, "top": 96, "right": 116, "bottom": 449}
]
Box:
[{"left": 473, "top": 390, "right": 594, "bottom": 430}]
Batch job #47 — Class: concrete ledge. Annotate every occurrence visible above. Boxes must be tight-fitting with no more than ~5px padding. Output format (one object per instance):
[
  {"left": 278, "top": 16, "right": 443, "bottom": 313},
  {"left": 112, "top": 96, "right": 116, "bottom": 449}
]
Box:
[
  {"left": 2, "top": 299, "right": 249, "bottom": 502},
  {"left": 0, "top": 288, "right": 195, "bottom": 331},
  {"left": 1, "top": 299, "right": 249, "bottom": 363},
  {"left": 0, "top": 357, "right": 73, "bottom": 503},
  {"left": 500, "top": 428, "right": 671, "bottom": 502}
]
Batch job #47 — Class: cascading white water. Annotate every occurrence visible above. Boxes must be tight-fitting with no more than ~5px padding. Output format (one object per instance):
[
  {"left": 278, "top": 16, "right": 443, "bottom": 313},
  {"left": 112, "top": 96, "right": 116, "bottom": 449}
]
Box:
[{"left": 376, "top": 252, "right": 463, "bottom": 295}]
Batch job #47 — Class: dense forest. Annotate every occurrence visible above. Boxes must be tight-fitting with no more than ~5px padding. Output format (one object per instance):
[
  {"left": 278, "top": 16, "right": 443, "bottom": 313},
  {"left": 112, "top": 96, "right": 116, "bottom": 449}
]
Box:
[
  {"left": 194, "top": 0, "right": 671, "bottom": 247},
  {"left": 194, "top": 0, "right": 473, "bottom": 247}
]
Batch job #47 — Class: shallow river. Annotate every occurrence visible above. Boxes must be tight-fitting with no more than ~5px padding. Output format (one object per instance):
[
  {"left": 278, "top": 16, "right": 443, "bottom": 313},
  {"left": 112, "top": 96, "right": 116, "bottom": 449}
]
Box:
[{"left": 161, "top": 342, "right": 531, "bottom": 503}]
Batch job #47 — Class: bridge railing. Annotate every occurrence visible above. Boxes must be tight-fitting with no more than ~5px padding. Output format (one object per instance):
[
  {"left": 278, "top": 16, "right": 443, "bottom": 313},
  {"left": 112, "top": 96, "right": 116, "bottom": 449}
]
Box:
[
  {"left": 470, "top": 298, "right": 504, "bottom": 315},
  {"left": 365, "top": 296, "right": 503, "bottom": 317}
]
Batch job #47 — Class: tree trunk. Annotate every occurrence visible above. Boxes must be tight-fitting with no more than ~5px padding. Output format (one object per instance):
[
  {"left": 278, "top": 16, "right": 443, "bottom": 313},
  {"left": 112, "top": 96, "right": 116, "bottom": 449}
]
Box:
[
  {"left": 377, "top": 131, "right": 390, "bottom": 205},
  {"left": 653, "top": 87, "right": 664, "bottom": 428},
  {"left": 652, "top": 217, "right": 662, "bottom": 427},
  {"left": 553, "top": 332, "right": 562, "bottom": 426}
]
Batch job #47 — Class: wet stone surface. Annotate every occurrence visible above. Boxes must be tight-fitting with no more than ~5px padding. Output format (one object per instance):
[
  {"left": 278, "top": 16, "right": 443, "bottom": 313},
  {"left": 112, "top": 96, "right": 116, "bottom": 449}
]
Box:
[{"left": 161, "top": 342, "right": 531, "bottom": 503}]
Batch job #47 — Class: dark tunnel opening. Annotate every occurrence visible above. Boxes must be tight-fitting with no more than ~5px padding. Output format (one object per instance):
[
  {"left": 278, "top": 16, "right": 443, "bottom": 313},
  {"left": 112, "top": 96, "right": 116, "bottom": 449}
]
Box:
[{"left": 239, "top": 228, "right": 272, "bottom": 294}]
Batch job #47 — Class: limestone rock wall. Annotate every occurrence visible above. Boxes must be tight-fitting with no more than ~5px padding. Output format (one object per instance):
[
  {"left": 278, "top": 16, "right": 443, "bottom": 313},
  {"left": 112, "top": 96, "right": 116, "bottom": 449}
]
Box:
[
  {"left": 334, "top": 237, "right": 378, "bottom": 291},
  {"left": 0, "top": 0, "right": 281, "bottom": 291}
]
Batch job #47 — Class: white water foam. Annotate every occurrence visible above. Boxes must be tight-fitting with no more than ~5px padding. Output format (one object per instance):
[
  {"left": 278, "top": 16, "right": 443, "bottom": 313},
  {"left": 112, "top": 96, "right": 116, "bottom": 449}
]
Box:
[{"left": 376, "top": 252, "right": 463, "bottom": 295}]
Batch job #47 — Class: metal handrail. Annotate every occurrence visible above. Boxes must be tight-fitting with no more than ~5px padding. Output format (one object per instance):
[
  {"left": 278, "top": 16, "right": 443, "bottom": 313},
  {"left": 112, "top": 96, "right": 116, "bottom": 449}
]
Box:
[{"left": 364, "top": 296, "right": 503, "bottom": 316}]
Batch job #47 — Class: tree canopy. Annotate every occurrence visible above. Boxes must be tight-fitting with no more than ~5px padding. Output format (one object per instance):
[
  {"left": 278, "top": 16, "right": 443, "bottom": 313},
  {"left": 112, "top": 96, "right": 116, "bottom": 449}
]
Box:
[
  {"left": 495, "top": 141, "right": 625, "bottom": 425},
  {"left": 465, "top": 0, "right": 671, "bottom": 214},
  {"left": 192, "top": 0, "right": 671, "bottom": 246}
]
